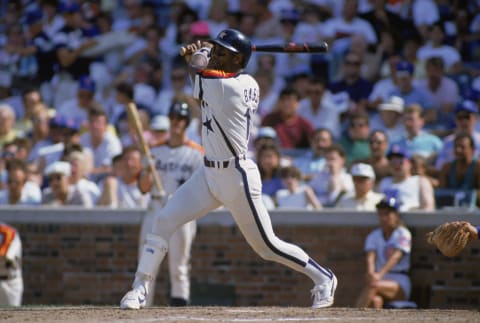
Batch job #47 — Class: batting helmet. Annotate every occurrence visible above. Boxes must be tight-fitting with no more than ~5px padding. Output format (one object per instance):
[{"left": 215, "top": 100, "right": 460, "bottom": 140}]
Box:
[
  {"left": 376, "top": 196, "right": 401, "bottom": 211},
  {"left": 168, "top": 101, "right": 191, "bottom": 125},
  {"left": 211, "top": 29, "right": 252, "bottom": 68}
]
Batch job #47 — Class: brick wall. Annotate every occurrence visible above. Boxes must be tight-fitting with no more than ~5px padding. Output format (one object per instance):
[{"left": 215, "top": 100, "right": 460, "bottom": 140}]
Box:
[{"left": 1, "top": 209, "right": 479, "bottom": 308}]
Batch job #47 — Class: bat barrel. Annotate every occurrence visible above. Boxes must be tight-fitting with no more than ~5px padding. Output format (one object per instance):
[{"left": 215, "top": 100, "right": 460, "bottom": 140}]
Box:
[{"left": 252, "top": 42, "right": 328, "bottom": 53}]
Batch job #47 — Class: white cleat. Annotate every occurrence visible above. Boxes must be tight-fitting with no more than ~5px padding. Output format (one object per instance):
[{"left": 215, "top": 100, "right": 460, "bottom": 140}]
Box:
[
  {"left": 120, "top": 287, "right": 147, "bottom": 310},
  {"left": 311, "top": 272, "right": 338, "bottom": 309}
]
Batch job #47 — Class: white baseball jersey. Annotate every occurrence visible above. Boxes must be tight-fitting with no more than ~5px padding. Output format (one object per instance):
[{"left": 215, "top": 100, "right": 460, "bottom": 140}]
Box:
[
  {"left": 193, "top": 70, "right": 259, "bottom": 159},
  {"left": 365, "top": 226, "right": 412, "bottom": 273},
  {"left": 150, "top": 141, "right": 204, "bottom": 196}
]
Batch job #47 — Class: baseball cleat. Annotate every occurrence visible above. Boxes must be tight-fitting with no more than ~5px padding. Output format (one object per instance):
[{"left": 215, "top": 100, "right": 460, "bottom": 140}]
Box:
[
  {"left": 311, "top": 272, "right": 337, "bottom": 309},
  {"left": 120, "top": 287, "right": 147, "bottom": 310}
]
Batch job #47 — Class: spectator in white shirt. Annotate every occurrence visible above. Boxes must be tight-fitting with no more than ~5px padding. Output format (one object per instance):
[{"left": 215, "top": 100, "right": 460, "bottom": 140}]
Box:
[
  {"left": 298, "top": 77, "right": 343, "bottom": 139},
  {"left": 337, "top": 163, "right": 383, "bottom": 211},
  {"left": 79, "top": 107, "right": 122, "bottom": 183},
  {"left": 370, "top": 96, "right": 406, "bottom": 145}
]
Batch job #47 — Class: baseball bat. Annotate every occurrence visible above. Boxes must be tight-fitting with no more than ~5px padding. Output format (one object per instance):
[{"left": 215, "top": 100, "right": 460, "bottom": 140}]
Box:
[
  {"left": 179, "top": 41, "right": 328, "bottom": 56},
  {"left": 252, "top": 42, "right": 328, "bottom": 53},
  {"left": 126, "top": 102, "right": 166, "bottom": 200}
]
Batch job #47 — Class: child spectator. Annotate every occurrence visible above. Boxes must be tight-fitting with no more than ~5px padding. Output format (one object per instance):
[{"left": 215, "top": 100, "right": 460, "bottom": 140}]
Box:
[
  {"left": 275, "top": 166, "right": 322, "bottom": 210},
  {"left": 257, "top": 144, "right": 286, "bottom": 198}
]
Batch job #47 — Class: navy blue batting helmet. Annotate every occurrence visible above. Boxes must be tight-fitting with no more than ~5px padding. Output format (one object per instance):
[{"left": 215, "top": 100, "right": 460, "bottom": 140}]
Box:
[
  {"left": 168, "top": 101, "right": 191, "bottom": 125},
  {"left": 376, "top": 196, "right": 401, "bottom": 211},
  {"left": 211, "top": 29, "right": 252, "bottom": 68}
]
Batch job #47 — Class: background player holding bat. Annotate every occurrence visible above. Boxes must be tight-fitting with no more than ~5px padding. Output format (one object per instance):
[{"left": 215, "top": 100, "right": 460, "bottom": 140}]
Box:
[
  {"left": 120, "top": 28, "right": 337, "bottom": 310},
  {"left": 137, "top": 101, "right": 203, "bottom": 307}
]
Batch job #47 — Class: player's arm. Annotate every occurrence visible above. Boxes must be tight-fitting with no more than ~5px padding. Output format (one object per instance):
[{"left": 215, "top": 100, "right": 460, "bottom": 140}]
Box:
[
  {"left": 377, "top": 249, "right": 404, "bottom": 279},
  {"left": 181, "top": 41, "right": 212, "bottom": 81}
]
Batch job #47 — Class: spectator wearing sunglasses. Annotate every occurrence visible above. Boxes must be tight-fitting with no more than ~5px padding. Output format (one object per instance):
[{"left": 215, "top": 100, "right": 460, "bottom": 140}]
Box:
[{"left": 41, "top": 161, "right": 93, "bottom": 207}]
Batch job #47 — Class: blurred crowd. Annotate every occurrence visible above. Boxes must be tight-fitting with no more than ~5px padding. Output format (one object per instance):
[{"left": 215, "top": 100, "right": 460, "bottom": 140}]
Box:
[{"left": 1, "top": 0, "right": 480, "bottom": 211}]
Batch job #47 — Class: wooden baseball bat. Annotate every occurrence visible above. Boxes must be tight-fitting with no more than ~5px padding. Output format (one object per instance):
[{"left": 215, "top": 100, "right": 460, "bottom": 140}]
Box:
[
  {"left": 179, "top": 41, "right": 328, "bottom": 56},
  {"left": 252, "top": 42, "right": 328, "bottom": 53},
  {"left": 126, "top": 102, "right": 166, "bottom": 199}
]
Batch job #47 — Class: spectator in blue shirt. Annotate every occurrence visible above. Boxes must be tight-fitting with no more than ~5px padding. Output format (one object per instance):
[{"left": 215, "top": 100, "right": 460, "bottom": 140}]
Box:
[{"left": 392, "top": 104, "right": 443, "bottom": 165}]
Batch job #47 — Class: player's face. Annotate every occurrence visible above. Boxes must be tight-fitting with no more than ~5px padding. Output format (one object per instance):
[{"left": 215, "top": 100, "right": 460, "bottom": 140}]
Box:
[
  {"left": 169, "top": 115, "right": 187, "bottom": 135},
  {"left": 378, "top": 208, "right": 399, "bottom": 229},
  {"left": 209, "top": 44, "right": 242, "bottom": 72}
]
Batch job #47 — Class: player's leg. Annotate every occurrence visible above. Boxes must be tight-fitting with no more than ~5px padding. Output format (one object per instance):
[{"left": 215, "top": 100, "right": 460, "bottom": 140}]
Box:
[
  {"left": 168, "top": 220, "right": 197, "bottom": 306},
  {"left": 224, "top": 160, "right": 337, "bottom": 307},
  {"left": 121, "top": 168, "right": 221, "bottom": 309},
  {"left": 374, "top": 279, "right": 406, "bottom": 302}
]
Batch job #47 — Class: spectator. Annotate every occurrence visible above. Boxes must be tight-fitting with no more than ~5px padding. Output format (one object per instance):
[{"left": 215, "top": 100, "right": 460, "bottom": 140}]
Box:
[
  {"left": 355, "top": 130, "right": 391, "bottom": 187},
  {"left": 370, "top": 96, "right": 406, "bottom": 145},
  {"left": 298, "top": 77, "right": 344, "bottom": 139},
  {"left": 52, "top": 1, "right": 98, "bottom": 108},
  {"left": 322, "top": 0, "right": 377, "bottom": 54},
  {"left": 26, "top": 107, "right": 51, "bottom": 164},
  {"left": 256, "top": 143, "right": 285, "bottom": 198},
  {"left": 417, "top": 22, "right": 462, "bottom": 74},
  {"left": 337, "top": 163, "right": 383, "bottom": 211},
  {"left": 392, "top": 104, "right": 443, "bottom": 164},
  {"left": 367, "top": 54, "right": 401, "bottom": 111},
  {"left": 15, "top": 88, "right": 43, "bottom": 134},
  {"left": 79, "top": 107, "right": 122, "bottom": 183},
  {"left": 309, "top": 145, "right": 354, "bottom": 207},
  {"left": 65, "top": 150, "right": 100, "bottom": 204},
  {"left": 438, "top": 133, "right": 480, "bottom": 204},
  {"left": 379, "top": 145, "right": 435, "bottom": 211},
  {"left": 153, "top": 64, "right": 191, "bottom": 116},
  {"left": 0, "top": 222, "right": 23, "bottom": 306},
  {"left": 42, "top": 161, "right": 93, "bottom": 206},
  {"left": 0, "top": 104, "right": 20, "bottom": 148},
  {"left": 294, "top": 128, "right": 333, "bottom": 181},
  {"left": 339, "top": 112, "right": 371, "bottom": 167},
  {"left": 410, "top": 155, "right": 439, "bottom": 189},
  {"left": 389, "top": 61, "right": 432, "bottom": 110},
  {"left": 417, "top": 57, "right": 460, "bottom": 133},
  {"left": 261, "top": 87, "right": 314, "bottom": 150},
  {"left": 275, "top": 165, "right": 322, "bottom": 210},
  {"left": 56, "top": 75, "right": 98, "bottom": 128},
  {"left": 0, "top": 159, "right": 41, "bottom": 205},
  {"left": 36, "top": 115, "right": 81, "bottom": 174},
  {"left": 329, "top": 52, "right": 373, "bottom": 112},
  {"left": 355, "top": 196, "right": 412, "bottom": 309},
  {"left": 435, "top": 101, "right": 480, "bottom": 169},
  {"left": 254, "top": 68, "right": 279, "bottom": 119},
  {"left": 21, "top": 8, "right": 57, "bottom": 104},
  {"left": 97, "top": 146, "right": 148, "bottom": 208}
]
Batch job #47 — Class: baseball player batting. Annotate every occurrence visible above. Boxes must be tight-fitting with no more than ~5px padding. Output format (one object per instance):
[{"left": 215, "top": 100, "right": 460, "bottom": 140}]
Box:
[
  {"left": 137, "top": 101, "right": 203, "bottom": 307},
  {"left": 120, "top": 28, "right": 337, "bottom": 310}
]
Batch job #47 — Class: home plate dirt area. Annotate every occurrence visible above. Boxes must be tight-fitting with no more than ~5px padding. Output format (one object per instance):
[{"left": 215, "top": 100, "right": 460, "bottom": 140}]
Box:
[{"left": 1, "top": 306, "right": 479, "bottom": 323}]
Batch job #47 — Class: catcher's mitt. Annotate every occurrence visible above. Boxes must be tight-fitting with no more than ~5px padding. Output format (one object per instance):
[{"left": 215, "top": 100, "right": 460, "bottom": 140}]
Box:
[{"left": 426, "top": 221, "right": 472, "bottom": 257}]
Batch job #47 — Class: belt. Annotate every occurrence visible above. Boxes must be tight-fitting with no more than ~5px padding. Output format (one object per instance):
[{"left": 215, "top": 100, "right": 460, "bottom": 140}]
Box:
[
  {"left": 204, "top": 157, "right": 230, "bottom": 168},
  {"left": 204, "top": 155, "right": 247, "bottom": 169}
]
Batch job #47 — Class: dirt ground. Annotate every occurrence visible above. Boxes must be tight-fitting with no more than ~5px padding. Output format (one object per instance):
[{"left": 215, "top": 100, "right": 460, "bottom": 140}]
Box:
[{"left": 1, "top": 306, "right": 479, "bottom": 323}]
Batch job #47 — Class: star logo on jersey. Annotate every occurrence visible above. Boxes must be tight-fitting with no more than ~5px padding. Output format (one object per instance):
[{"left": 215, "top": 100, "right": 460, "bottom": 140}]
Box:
[{"left": 203, "top": 118, "right": 214, "bottom": 134}]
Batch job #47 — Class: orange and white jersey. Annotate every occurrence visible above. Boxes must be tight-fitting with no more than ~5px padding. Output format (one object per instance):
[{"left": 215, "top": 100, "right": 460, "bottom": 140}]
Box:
[{"left": 193, "top": 69, "right": 259, "bottom": 160}]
